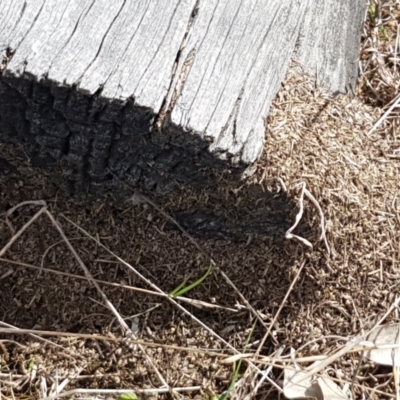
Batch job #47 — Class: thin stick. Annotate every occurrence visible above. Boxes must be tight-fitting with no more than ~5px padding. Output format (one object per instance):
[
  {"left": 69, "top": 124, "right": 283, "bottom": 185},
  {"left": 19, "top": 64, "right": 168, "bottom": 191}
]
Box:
[
  {"left": 0, "top": 322, "right": 71, "bottom": 355},
  {"left": 45, "top": 211, "right": 130, "bottom": 334},
  {"left": 44, "top": 211, "right": 168, "bottom": 389},
  {"left": 0, "top": 327, "right": 226, "bottom": 357},
  {"left": 256, "top": 260, "right": 306, "bottom": 356},
  {"left": 252, "top": 346, "right": 285, "bottom": 394},
  {"left": 49, "top": 366, "right": 85, "bottom": 398},
  {"left": 367, "top": 93, "right": 400, "bottom": 135},
  {"left": 60, "top": 215, "right": 233, "bottom": 347},
  {"left": 285, "top": 183, "right": 313, "bottom": 248},
  {"left": 0, "top": 257, "right": 238, "bottom": 312},
  {"left": 1, "top": 206, "right": 47, "bottom": 257},
  {"left": 109, "top": 171, "right": 269, "bottom": 329},
  {"left": 60, "top": 214, "right": 279, "bottom": 390},
  {"left": 6, "top": 200, "right": 47, "bottom": 216},
  {"left": 290, "top": 297, "right": 400, "bottom": 386},
  {"left": 126, "top": 191, "right": 269, "bottom": 329},
  {"left": 286, "top": 182, "right": 330, "bottom": 255},
  {"left": 246, "top": 260, "right": 306, "bottom": 398},
  {"left": 302, "top": 185, "right": 330, "bottom": 256}
]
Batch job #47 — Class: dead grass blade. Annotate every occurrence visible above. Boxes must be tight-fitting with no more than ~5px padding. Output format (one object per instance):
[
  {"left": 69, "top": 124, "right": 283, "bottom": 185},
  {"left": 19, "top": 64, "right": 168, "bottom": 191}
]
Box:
[
  {"left": 44, "top": 210, "right": 169, "bottom": 389},
  {"left": 0, "top": 327, "right": 228, "bottom": 358},
  {"left": 368, "top": 93, "right": 400, "bottom": 134},
  {"left": 0, "top": 257, "right": 237, "bottom": 312},
  {"left": 60, "top": 214, "right": 281, "bottom": 391},
  {"left": 1, "top": 203, "right": 47, "bottom": 257},
  {"left": 126, "top": 190, "right": 270, "bottom": 330}
]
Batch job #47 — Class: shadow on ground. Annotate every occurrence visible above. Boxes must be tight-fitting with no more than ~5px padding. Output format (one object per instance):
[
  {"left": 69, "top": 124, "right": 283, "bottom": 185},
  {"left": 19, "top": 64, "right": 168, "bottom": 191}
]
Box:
[{"left": 0, "top": 143, "right": 322, "bottom": 353}]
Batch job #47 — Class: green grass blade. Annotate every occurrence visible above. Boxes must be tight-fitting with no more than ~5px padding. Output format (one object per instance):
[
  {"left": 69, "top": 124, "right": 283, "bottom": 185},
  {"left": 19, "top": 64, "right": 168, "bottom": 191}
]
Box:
[
  {"left": 168, "top": 276, "right": 190, "bottom": 297},
  {"left": 217, "top": 320, "right": 257, "bottom": 399},
  {"left": 170, "top": 264, "right": 213, "bottom": 298}
]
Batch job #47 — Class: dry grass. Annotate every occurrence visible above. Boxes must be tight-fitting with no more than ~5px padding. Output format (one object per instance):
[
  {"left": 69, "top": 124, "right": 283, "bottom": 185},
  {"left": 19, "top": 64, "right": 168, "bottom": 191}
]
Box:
[
  {"left": 359, "top": 0, "right": 400, "bottom": 107},
  {"left": 1, "top": 1, "right": 400, "bottom": 399}
]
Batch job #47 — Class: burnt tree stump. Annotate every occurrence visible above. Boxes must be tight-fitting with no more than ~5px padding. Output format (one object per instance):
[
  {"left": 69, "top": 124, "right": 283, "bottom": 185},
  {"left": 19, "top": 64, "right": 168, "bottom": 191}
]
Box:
[{"left": 0, "top": 0, "right": 368, "bottom": 195}]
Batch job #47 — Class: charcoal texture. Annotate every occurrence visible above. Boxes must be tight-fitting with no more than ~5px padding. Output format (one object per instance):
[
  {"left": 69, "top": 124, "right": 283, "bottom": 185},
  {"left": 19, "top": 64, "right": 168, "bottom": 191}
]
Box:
[{"left": 0, "top": 77, "right": 247, "bottom": 195}]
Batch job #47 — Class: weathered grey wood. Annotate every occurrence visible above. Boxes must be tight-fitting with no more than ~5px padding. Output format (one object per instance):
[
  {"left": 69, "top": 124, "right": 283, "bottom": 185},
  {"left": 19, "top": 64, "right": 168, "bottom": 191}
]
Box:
[
  {"left": 166, "top": 0, "right": 308, "bottom": 164},
  {"left": 0, "top": 0, "right": 368, "bottom": 195},
  {"left": 0, "top": 0, "right": 44, "bottom": 51},
  {"left": 295, "top": 0, "right": 368, "bottom": 93}
]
